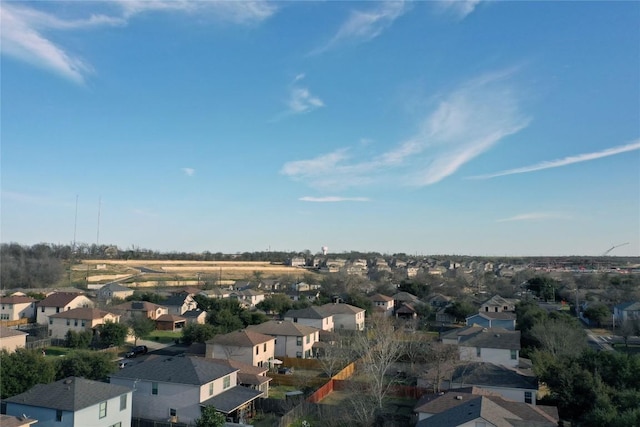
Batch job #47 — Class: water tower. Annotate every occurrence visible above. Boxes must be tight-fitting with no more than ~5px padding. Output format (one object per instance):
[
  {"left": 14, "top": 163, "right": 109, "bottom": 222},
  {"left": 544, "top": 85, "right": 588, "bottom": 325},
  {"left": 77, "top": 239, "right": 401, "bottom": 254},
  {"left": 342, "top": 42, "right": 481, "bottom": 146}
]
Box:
[{"left": 321, "top": 246, "right": 328, "bottom": 256}]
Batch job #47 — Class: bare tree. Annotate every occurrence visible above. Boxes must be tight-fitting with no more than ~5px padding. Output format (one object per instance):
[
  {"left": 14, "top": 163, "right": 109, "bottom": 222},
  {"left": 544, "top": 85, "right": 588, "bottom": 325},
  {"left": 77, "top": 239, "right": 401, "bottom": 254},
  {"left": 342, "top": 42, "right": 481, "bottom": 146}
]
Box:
[
  {"left": 530, "top": 317, "right": 587, "bottom": 357},
  {"left": 317, "top": 343, "right": 349, "bottom": 378},
  {"left": 424, "top": 342, "right": 459, "bottom": 393},
  {"left": 351, "top": 316, "right": 406, "bottom": 411}
]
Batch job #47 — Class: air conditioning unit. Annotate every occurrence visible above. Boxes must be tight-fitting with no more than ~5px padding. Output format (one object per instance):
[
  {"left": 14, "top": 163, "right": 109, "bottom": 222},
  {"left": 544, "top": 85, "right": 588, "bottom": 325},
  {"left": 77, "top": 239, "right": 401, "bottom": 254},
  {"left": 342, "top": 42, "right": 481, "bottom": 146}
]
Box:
[{"left": 169, "top": 415, "right": 178, "bottom": 423}]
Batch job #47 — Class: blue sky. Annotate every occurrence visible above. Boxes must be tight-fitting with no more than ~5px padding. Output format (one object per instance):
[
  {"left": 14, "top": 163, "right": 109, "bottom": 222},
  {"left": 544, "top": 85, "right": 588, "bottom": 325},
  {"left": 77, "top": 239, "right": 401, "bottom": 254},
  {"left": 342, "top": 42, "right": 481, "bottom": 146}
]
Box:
[{"left": 1, "top": 0, "right": 639, "bottom": 257}]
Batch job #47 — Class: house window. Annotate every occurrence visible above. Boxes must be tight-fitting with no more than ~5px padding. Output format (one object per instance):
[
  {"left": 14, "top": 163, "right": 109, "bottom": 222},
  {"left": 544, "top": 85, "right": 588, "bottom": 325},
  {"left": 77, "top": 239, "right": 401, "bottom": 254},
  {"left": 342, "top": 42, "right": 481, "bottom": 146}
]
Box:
[
  {"left": 49, "top": 318, "right": 53, "bottom": 325},
  {"left": 264, "top": 343, "right": 267, "bottom": 352},
  {"left": 120, "top": 394, "right": 127, "bottom": 410},
  {"left": 99, "top": 401, "right": 107, "bottom": 418},
  {"left": 66, "top": 319, "right": 70, "bottom": 326},
  {"left": 56, "top": 410, "right": 63, "bottom": 422},
  {"left": 56, "top": 307, "right": 60, "bottom": 313},
  {"left": 494, "top": 307, "right": 498, "bottom": 312},
  {"left": 503, "top": 306, "right": 508, "bottom": 311},
  {"left": 306, "top": 335, "right": 310, "bottom": 344},
  {"left": 525, "top": 391, "right": 533, "bottom": 404},
  {"left": 476, "top": 347, "right": 481, "bottom": 357},
  {"left": 209, "top": 382, "right": 214, "bottom": 396},
  {"left": 293, "top": 317, "right": 298, "bottom": 323},
  {"left": 74, "top": 319, "right": 78, "bottom": 326},
  {"left": 296, "top": 337, "right": 302, "bottom": 346},
  {"left": 511, "top": 349, "right": 518, "bottom": 360},
  {"left": 256, "top": 346, "right": 259, "bottom": 355},
  {"left": 223, "top": 375, "right": 231, "bottom": 389},
  {"left": 41, "top": 306, "right": 45, "bottom": 312},
  {"left": 81, "top": 320, "right": 86, "bottom": 327},
  {"left": 296, "top": 351, "right": 302, "bottom": 358},
  {"left": 152, "top": 382, "right": 158, "bottom": 395},
  {"left": 170, "top": 408, "right": 177, "bottom": 417}
]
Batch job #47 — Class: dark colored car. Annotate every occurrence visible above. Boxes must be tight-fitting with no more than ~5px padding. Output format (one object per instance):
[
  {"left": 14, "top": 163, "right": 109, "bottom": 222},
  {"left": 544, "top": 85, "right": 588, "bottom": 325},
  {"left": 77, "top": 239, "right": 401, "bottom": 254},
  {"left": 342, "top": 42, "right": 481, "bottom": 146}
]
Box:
[
  {"left": 125, "top": 345, "right": 148, "bottom": 358},
  {"left": 278, "top": 367, "right": 294, "bottom": 375}
]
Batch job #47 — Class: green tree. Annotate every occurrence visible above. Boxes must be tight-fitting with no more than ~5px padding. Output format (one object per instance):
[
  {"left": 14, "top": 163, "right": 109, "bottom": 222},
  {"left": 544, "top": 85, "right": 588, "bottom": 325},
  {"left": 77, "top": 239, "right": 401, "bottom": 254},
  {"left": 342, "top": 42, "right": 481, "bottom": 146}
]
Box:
[
  {"left": 257, "top": 293, "right": 293, "bottom": 316},
  {"left": 182, "top": 323, "right": 216, "bottom": 345},
  {"left": 55, "top": 350, "right": 117, "bottom": 381},
  {"left": 127, "top": 315, "right": 156, "bottom": 345},
  {"left": 98, "top": 321, "right": 129, "bottom": 347},
  {"left": 65, "top": 329, "right": 93, "bottom": 349},
  {"left": 445, "top": 300, "right": 476, "bottom": 323},
  {"left": 583, "top": 303, "right": 611, "bottom": 327},
  {"left": 1, "top": 348, "right": 56, "bottom": 398},
  {"left": 194, "top": 405, "right": 225, "bottom": 427}
]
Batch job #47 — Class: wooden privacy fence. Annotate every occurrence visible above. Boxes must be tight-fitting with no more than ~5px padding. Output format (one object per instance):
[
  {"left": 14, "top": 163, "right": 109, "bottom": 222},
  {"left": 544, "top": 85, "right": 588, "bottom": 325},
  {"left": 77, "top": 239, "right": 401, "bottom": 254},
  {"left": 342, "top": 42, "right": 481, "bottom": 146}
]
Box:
[{"left": 279, "top": 357, "right": 321, "bottom": 369}]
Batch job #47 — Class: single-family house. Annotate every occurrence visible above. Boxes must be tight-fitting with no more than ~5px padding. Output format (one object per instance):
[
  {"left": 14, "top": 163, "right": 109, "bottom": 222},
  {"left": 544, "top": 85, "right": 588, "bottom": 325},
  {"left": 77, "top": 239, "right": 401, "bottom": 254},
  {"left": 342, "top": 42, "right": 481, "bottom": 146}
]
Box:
[
  {"left": 439, "top": 362, "right": 539, "bottom": 406},
  {"left": 480, "top": 295, "right": 518, "bottom": 313},
  {"left": 289, "top": 257, "right": 306, "bottom": 267},
  {"left": 96, "top": 282, "right": 134, "bottom": 302},
  {"left": 48, "top": 308, "right": 120, "bottom": 340},
  {"left": 163, "top": 292, "right": 198, "bottom": 316},
  {"left": 466, "top": 312, "right": 517, "bottom": 330},
  {"left": 0, "top": 326, "right": 28, "bottom": 352},
  {"left": 392, "top": 291, "right": 421, "bottom": 311},
  {"left": 319, "top": 303, "right": 365, "bottom": 331},
  {"left": 111, "top": 301, "right": 168, "bottom": 320},
  {"left": 414, "top": 389, "right": 559, "bottom": 427},
  {"left": 614, "top": 301, "right": 640, "bottom": 323},
  {"left": 369, "top": 293, "right": 394, "bottom": 317},
  {"left": 199, "top": 288, "right": 232, "bottom": 299},
  {"left": 206, "top": 329, "right": 275, "bottom": 368},
  {"left": 35, "top": 293, "right": 94, "bottom": 325},
  {"left": 0, "top": 296, "right": 36, "bottom": 321},
  {"left": 182, "top": 308, "right": 207, "bottom": 325},
  {"left": 441, "top": 326, "right": 521, "bottom": 367},
  {"left": 435, "top": 305, "right": 457, "bottom": 324},
  {"left": 110, "top": 356, "right": 263, "bottom": 425},
  {"left": 230, "top": 289, "right": 265, "bottom": 308},
  {"left": 4, "top": 377, "right": 132, "bottom": 427},
  {"left": 284, "top": 306, "right": 334, "bottom": 331},
  {"left": 247, "top": 320, "right": 320, "bottom": 359}
]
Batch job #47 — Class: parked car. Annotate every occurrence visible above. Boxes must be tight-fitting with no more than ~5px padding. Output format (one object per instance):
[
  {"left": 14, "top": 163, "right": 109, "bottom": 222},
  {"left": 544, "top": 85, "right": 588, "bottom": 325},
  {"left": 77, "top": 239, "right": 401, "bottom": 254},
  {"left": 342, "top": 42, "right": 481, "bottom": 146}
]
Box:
[
  {"left": 118, "top": 360, "right": 128, "bottom": 369},
  {"left": 125, "top": 345, "right": 148, "bottom": 358},
  {"left": 278, "top": 367, "right": 294, "bottom": 375}
]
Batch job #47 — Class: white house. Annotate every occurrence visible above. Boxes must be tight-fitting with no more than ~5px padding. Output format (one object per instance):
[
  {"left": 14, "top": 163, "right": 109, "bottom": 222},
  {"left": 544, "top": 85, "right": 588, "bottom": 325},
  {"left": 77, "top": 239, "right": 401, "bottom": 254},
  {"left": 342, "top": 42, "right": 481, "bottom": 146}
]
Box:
[
  {"left": 229, "top": 289, "right": 266, "bottom": 308},
  {"left": 48, "top": 308, "right": 120, "bottom": 340},
  {"left": 4, "top": 377, "right": 132, "bottom": 427},
  {"left": 163, "top": 292, "right": 198, "bottom": 316},
  {"left": 36, "top": 293, "right": 94, "bottom": 325},
  {"left": 614, "top": 301, "right": 640, "bottom": 323},
  {"left": 480, "top": 295, "right": 518, "bottom": 313},
  {"left": 441, "top": 326, "right": 520, "bottom": 368},
  {"left": 206, "top": 329, "right": 276, "bottom": 368},
  {"left": 247, "top": 320, "right": 320, "bottom": 359},
  {"left": 284, "top": 306, "right": 334, "bottom": 331},
  {"left": 110, "top": 356, "right": 263, "bottom": 425},
  {"left": 369, "top": 293, "right": 394, "bottom": 318},
  {"left": 319, "top": 303, "right": 366, "bottom": 331},
  {"left": 111, "top": 301, "right": 168, "bottom": 320},
  {"left": 0, "top": 296, "right": 36, "bottom": 321},
  {"left": 96, "top": 282, "right": 134, "bottom": 302}
]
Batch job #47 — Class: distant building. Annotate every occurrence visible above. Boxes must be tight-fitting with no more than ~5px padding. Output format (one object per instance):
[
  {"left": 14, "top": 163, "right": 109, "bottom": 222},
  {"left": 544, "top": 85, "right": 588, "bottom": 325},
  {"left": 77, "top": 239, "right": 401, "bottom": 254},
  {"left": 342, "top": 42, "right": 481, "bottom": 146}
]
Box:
[
  {"left": 36, "top": 293, "right": 94, "bottom": 325},
  {"left": 0, "top": 326, "right": 28, "bottom": 353},
  {"left": 0, "top": 296, "right": 36, "bottom": 321},
  {"left": 48, "top": 308, "right": 120, "bottom": 340},
  {"left": 206, "top": 330, "right": 276, "bottom": 368}
]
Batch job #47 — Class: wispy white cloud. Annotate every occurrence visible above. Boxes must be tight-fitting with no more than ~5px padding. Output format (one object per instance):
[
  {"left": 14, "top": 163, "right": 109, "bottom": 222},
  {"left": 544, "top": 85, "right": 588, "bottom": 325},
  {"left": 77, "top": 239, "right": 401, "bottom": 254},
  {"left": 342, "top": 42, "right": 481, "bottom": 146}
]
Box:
[
  {"left": 311, "top": 1, "right": 408, "bottom": 55},
  {"left": 437, "top": 0, "right": 483, "bottom": 20},
  {"left": 299, "top": 196, "right": 371, "bottom": 203},
  {"left": 497, "top": 212, "right": 572, "bottom": 223},
  {"left": 181, "top": 168, "right": 196, "bottom": 177},
  {"left": 272, "top": 74, "right": 325, "bottom": 120},
  {"left": 470, "top": 139, "right": 640, "bottom": 180},
  {"left": 0, "top": 1, "right": 276, "bottom": 84},
  {"left": 281, "top": 68, "right": 529, "bottom": 189}
]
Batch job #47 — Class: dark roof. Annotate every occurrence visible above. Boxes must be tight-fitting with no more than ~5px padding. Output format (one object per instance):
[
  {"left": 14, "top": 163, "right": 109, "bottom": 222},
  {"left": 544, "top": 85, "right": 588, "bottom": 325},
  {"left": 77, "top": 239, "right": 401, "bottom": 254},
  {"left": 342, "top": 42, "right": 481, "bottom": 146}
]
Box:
[
  {"left": 49, "top": 308, "right": 117, "bottom": 320},
  {"left": 201, "top": 386, "right": 263, "bottom": 414},
  {"left": 450, "top": 326, "right": 520, "bottom": 350},
  {"left": 110, "top": 356, "right": 237, "bottom": 385},
  {"left": 36, "top": 292, "right": 85, "bottom": 308},
  {"left": 99, "top": 282, "right": 132, "bottom": 293},
  {"left": 182, "top": 308, "right": 206, "bottom": 318},
  {"left": 450, "top": 362, "right": 538, "bottom": 390},
  {"left": 208, "top": 329, "right": 274, "bottom": 347},
  {"left": 470, "top": 312, "right": 517, "bottom": 321},
  {"left": 319, "top": 303, "right": 365, "bottom": 315},
  {"left": 111, "top": 301, "right": 166, "bottom": 312},
  {"left": 4, "top": 377, "right": 131, "bottom": 411},
  {"left": 164, "top": 293, "right": 189, "bottom": 306},
  {"left": 0, "top": 296, "right": 36, "bottom": 304},
  {"left": 369, "top": 293, "right": 393, "bottom": 302},
  {"left": 284, "top": 306, "right": 328, "bottom": 320},
  {"left": 247, "top": 320, "right": 319, "bottom": 337},
  {"left": 392, "top": 291, "right": 420, "bottom": 303},
  {"left": 156, "top": 314, "right": 186, "bottom": 322}
]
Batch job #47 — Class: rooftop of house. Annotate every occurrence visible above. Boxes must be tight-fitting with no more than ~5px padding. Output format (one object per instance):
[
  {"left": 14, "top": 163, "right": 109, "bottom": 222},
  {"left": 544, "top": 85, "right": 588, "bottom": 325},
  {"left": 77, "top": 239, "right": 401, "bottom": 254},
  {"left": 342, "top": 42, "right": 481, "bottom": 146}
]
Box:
[
  {"left": 450, "top": 362, "right": 538, "bottom": 390},
  {"left": 481, "top": 294, "right": 518, "bottom": 308},
  {"left": 470, "top": 312, "right": 518, "bottom": 321},
  {"left": 110, "top": 355, "right": 237, "bottom": 385},
  {"left": 0, "top": 326, "right": 29, "bottom": 338},
  {"left": 319, "top": 302, "right": 365, "bottom": 315},
  {"left": 5, "top": 377, "right": 131, "bottom": 412},
  {"left": 392, "top": 291, "right": 421, "bottom": 303},
  {"left": 182, "top": 308, "right": 206, "bottom": 318},
  {"left": 368, "top": 293, "right": 393, "bottom": 302},
  {"left": 208, "top": 329, "right": 275, "bottom": 347},
  {"left": 201, "top": 385, "right": 263, "bottom": 414},
  {"left": 99, "top": 282, "right": 133, "bottom": 293},
  {"left": 163, "top": 293, "right": 191, "bottom": 306},
  {"left": 284, "top": 306, "right": 330, "bottom": 320},
  {"left": 615, "top": 301, "right": 640, "bottom": 311},
  {"left": 156, "top": 314, "right": 186, "bottom": 322},
  {"left": 0, "top": 296, "right": 36, "bottom": 304},
  {"left": 49, "top": 307, "right": 116, "bottom": 321},
  {"left": 111, "top": 301, "right": 167, "bottom": 312},
  {"left": 36, "top": 292, "right": 86, "bottom": 308},
  {"left": 247, "top": 320, "right": 320, "bottom": 337},
  {"left": 442, "top": 326, "right": 520, "bottom": 350}
]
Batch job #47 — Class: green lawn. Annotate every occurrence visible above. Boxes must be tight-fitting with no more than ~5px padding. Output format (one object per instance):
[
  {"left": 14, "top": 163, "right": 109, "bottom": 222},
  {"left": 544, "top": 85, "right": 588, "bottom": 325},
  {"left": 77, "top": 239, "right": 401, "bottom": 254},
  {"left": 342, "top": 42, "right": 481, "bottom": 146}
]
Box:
[
  {"left": 43, "top": 346, "right": 73, "bottom": 357},
  {"left": 147, "top": 330, "right": 182, "bottom": 343},
  {"left": 268, "top": 385, "right": 301, "bottom": 400}
]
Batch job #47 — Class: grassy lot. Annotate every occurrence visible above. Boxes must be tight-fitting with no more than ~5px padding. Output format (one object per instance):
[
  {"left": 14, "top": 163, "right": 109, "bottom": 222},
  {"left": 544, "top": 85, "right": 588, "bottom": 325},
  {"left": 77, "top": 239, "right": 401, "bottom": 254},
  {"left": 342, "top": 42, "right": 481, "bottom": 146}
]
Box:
[
  {"left": 147, "top": 330, "right": 182, "bottom": 343},
  {"left": 269, "top": 385, "right": 301, "bottom": 400},
  {"left": 43, "top": 346, "right": 73, "bottom": 357}
]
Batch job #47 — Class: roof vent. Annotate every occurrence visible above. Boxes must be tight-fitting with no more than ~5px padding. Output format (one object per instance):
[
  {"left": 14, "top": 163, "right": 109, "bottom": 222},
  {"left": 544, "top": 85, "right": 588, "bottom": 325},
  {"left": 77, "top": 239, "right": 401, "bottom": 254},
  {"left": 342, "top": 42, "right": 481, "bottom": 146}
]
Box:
[
  {"left": 63, "top": 379, "right": 73, "bottom": 385},
  {"left": 495, "top": 334, "right": 500, "bottom": 337},
  {"left": 482, "top": 328, "right": 488, "bottom": 332},
  {"left": 455, "top": 395, "right": 463, "bottom": 400}
]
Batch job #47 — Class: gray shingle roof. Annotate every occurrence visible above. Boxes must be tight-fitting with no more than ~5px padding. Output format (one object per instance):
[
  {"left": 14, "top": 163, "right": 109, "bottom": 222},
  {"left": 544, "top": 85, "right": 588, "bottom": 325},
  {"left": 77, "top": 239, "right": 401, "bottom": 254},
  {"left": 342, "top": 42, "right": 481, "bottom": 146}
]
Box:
[
  {"left": 450, "top": 362, "right": 538, "bottom": 390},
  {"left": 319, "top": 303, "right": 365, "bottom": 315},
  {"left": 208, "top": 329, "right": 274, "bottom": 347},
  {"left": 284, "top": 306, "right": 328, "bottom": 320},
  {"left": 110, "top": 356, "right": 236, "bottom": 385},
  {"left": 0, "top": 326, "right": 29, "bottom": 338},
  {"left": 201, "top": 386, "right": 263, "bottom": 414},
  {"left": 4, "top": 377, "right": 131, "bottom": 411},
  {"left": 442, "top": 326, "right": 520, "bottom": 350},
  {"left": 247, "top": 320, "right": 320, "bottom": 337},
  {"left": 49, "top": 308, "right": 116, "bottom": 320},
  {"left": 99, "top": 282, "right": 132, "bottom": 293}
]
